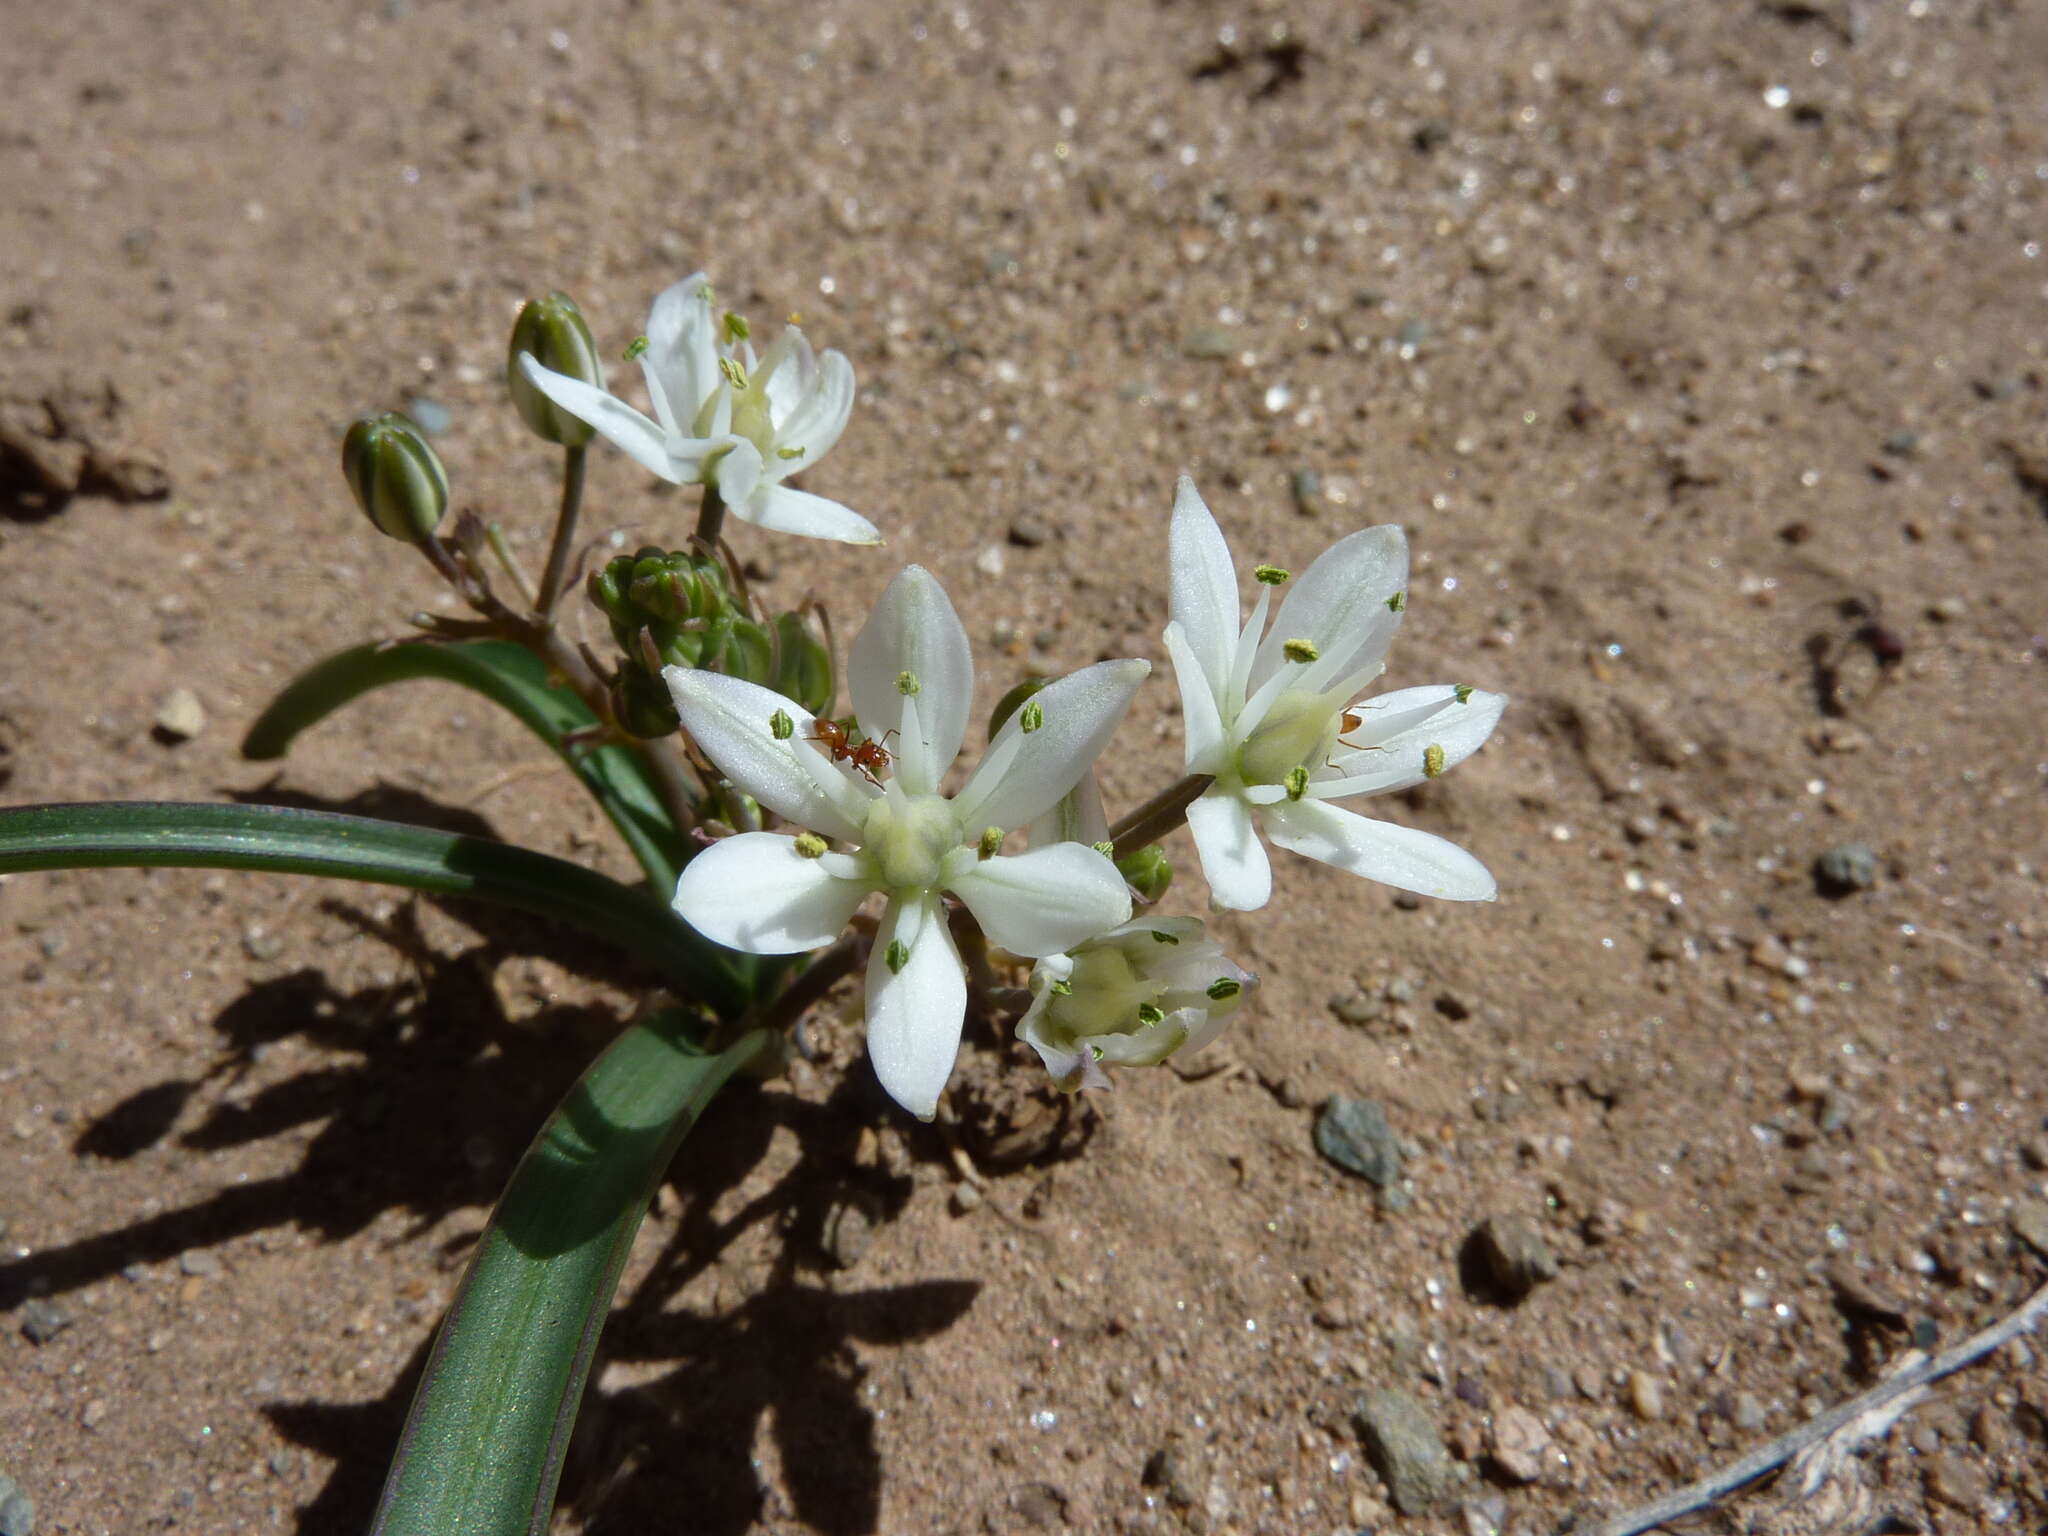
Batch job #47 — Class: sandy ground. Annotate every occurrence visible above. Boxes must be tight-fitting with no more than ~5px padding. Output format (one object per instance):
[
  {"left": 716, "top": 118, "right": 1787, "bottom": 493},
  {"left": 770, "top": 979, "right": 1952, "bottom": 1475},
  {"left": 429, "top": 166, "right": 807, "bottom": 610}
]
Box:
[{"left": 4, "top": 1, "right": 2047, "bottom": 1532}]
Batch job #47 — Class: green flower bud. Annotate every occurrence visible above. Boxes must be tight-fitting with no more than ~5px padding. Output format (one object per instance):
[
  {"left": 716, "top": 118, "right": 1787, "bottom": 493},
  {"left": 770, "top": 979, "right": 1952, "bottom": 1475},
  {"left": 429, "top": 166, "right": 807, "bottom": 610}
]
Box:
[
  {"left": 722, "top": 616, "right": 775, "bottom": 686},
  {"left": 771, "top": 610, "right": 836, "bottom": 718},
  {"left": 1116, "top": 844, "right": 1174, "bottom": 903},
  {"left": 986, "top": 676, "right": 1048, "bottom": 740},
  {"left": 610, "top": 662, "right": 680, "bottom": 739},
  {"left": 506, "top": 291, "right": 602, "bottom": 446},
  {"left": 342, "top": 411, "right": 448, "bottom": 542},
  {"left": 590, "top": 547, "right": 740, "bottom": 669}
]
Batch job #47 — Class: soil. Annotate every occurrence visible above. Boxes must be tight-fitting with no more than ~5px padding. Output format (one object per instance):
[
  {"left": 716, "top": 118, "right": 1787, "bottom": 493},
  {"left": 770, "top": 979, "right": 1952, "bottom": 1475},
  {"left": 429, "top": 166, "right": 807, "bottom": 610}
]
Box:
[{"left": 4, "top": 2, "right": 2046, "bottom": 1533}]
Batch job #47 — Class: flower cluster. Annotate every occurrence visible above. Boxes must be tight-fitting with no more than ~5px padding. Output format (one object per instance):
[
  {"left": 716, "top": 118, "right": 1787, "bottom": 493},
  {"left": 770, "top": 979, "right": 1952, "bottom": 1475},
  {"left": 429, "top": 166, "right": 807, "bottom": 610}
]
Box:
[{"left": 521, "top": 276, "right": 1507, "bottom": 1118}]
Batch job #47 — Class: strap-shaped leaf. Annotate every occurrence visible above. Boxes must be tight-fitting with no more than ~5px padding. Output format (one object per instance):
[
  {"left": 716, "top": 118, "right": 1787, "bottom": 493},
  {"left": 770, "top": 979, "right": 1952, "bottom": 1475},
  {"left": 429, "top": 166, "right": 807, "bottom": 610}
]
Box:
[
  {"left": 373, "top": 1015, "right": 767, "bottom": 1536},
  {"left": 0, "top": 801, "right": 744, "bottom": 1016},
  {"left": 241, "top": 639, "right": 686, "bottom": 891}
]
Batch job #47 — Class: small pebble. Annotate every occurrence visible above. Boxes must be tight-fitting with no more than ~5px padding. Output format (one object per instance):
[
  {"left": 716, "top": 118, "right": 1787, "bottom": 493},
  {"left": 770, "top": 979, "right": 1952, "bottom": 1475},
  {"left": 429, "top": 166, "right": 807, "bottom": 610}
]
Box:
[
  {"left": 1179, "top": 324, "right": 1236, "bottom": 360},
  {"left": 1470, "top": 1213, "right": 1559, "bottom": 1302},
  {"left": 1289, "top": 466, "right": 1324, "bottom": 515},
  {"left": 1488, "top": 1405, "right": 1550, "bottom": 1484},
  {"left": 2010, "top": 1199, "right": 2048, "bottom": 1259},
  {"left": 1007, "top": 515, "right": 1049, "bottom": 548},
  {"left": 1006, "top": 1481, "right": 1067, "bottom": 1528},
  {"left": 178, "top": 1248, "right": 223, "bottom": 1278},
  {"left": 1141, "top": 1444, "right": 1203, "bottom": 1509},
  {"left": 1314, "top": 1096, "right": 1404, "bottom": 1188},
  {"left": 1628, "top": 1370, "right": 1667, "bottom": 1421},
  {"left": 949, "top": 1182, "right": 982, "bottom": 1216},
  {"left": 405, "top": 396, "right": 452, "bottom": 434},
  {"left": 1923, "top": 1451, "right": 1991, "bottom": 1511},
  {"left": 241, "top": 926, "right": 285, "bottom": 962},
  {"left": 1732, "top": 1392, "right": 1767, "bottom": 1431},
  {"left": 19, "top": 1298, "right": 72, "bottom": 1345},
  {"left": 1328, "top": 990, "right": 1383, "bottom": 1026},
  {"left": 1814, "top": 841, "right": 1879, "bottom": 896},
  {"left": 1353, "top": 1388, "right": 1456, "bottom": 1515},
  {"left": 821, "top": 1192, "right": 878, "bottom": 1269},
  {"left": 153, "top": 688, "right": 206, "bottom": 742},
  {"left": 1459, "top": 1493, "right": 1507, "bottom": 1536},
  {"left": 0, "top": 1471, "right": 33, "bottom": 1536},
  {"left": 1926, "top": 596, "right": 1966, "bottom": 623},
  {"left": 79, "top": 1398, "right": 108, "bottom": 1430}
]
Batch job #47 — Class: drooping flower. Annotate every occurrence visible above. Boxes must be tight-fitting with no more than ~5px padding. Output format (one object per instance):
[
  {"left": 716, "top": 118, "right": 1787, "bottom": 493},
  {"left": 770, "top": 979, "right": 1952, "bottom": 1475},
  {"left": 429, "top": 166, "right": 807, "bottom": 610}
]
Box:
[
  {"left": 666, "top": 565, "right": 1149, "bottom": 1117},
  {"left": 516, "top": 272, "right": 879, "bottom": 544},
  {"left": 1162, "top": 476, "right": 1506, "bottom": 911},
  {"left": 1017, "top": 916, "right": 1255, "bottom": 1092}
]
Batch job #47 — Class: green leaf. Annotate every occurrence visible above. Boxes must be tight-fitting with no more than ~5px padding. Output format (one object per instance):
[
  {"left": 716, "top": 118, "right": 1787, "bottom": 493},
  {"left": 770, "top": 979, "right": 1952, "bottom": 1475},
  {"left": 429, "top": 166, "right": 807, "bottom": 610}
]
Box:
[
  {"left": 372, "top": 1015, "right": 767, "bottom": 1536},
  {"left": 241, "top": 639, "right": 686, "bottom": 891},
  {"left": 0, "top": 801, "right": 745, "bottom": 1017}
]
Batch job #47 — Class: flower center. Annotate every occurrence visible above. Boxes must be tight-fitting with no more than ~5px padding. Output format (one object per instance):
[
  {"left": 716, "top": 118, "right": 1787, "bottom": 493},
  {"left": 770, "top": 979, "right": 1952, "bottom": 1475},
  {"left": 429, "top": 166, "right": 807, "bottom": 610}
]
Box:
[
  {"left": 861, "top": 793, "right": 964, "bottom": 893},
  {"left": 1041, "top": 948, "right": 1167, "bottom": 1045},
  {"left": 1236, "top": 688, "right": 1341, "bottom": 787}
]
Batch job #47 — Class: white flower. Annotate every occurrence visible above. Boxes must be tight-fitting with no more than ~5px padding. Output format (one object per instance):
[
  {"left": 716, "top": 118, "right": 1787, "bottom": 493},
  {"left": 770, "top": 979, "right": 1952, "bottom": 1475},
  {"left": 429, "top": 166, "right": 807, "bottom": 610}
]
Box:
[
  {"left": 1162, "top": 476, "right": 1506, "bottom": 911},
  {"left": 666, "top": 565, "right": 1149, "bottom": 1117},
  {"left": 516, "top": 272, "right": 879, "bottom": 545},
  {"left": 1017, "top": 916, "right": 1255, "bottom": 1092}
]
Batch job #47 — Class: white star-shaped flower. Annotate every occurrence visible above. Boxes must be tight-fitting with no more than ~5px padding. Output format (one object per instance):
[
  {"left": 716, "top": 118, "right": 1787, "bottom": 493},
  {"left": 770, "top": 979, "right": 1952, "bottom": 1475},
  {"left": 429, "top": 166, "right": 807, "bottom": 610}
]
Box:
[
  {"left": 1162, "top": 476, "right": 1506, "bottom": 911},
  {"left": 516, "top": 272, "right": 879, "bottom": 545},
  {"left": 666, "top": 565, "right": 1149, "bottom": 1117}
]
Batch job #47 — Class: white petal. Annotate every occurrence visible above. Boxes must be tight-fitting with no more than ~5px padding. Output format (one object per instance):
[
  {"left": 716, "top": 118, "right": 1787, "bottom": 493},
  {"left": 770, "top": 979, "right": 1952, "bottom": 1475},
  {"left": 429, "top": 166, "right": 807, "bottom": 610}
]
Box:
[
  {"left": 1167, "top": 476, "right": 1241, "bottom": 700},
  {"left": 643, "top": 272, "right": 719, "bottom": 419},
  {"left": 740, "top": 482, "right": 881, "bottom": 545},
  {"left": 864, "top": 894, "right": 967, "bottom": 1119},
  {"left": 948, "top": 843, "right": 1133, "bottom": 958},
  {"left": 1026, "top": 769, "right": 1110, "bottom": 849},
  {"left": 1318, "top": 686, "right": 1506, "bottom": 799},
  {"left": 1186, "top": 791, "right": 1272, "bottom": 911},
  {"left": 848, "top": 566, "right": 973, "bottom": 794},
  {"left": 1163, "top": 622, "right": 1227, "bottom": 774},
  {"left": 711, "top": 435, "right": 764, "bottom": 507},
  {"left": 517, "top": 357, "right": 678, "bottom": 482},
  {"left": 953, "top": 658, "right": 1149, "bottom": 835},
  {"left": 671, "top": 833, "right": 870, "bottom": 954},
  {"left": 772, "top": 347, "right": 855, "bottom": 465},
  {"left": 758, "top": 327, "right": 813, "bottom": 426},
  {"left": 662, "top": 668, "right": 871, "bottom": 842},
  {"left": 1250, "top": 525, "right": 1407, "bottom": 695},
  {"left": 1262, "top": 797, "right": 1497, "bottom": 900}
]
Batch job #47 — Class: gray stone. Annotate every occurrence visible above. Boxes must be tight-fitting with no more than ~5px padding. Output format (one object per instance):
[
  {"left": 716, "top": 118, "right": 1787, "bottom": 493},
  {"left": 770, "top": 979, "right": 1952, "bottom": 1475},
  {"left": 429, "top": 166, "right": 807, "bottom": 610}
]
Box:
[
  {"left": 405, "top": 396, "right": 452, "bottom": 434},
  {"left": 1289, "top": 467, "right": 1323, "bottom": 516},
  {"left": 1354, "top": 1388, "right": 1456, "bottom": 1515},
  {"left": 153, "top": 688, "right": 205, "bottom": 742},
  {"left": 1007, "top": 515, "right": 1049, "bottom": 548},
  {"left": 1140, "top": 1444, "right": 1203, "bottom": 1508},
  {"left": 2011, "top": 1199, "right": 2048, "bottom": 1259},
  {"left": 0, "top": 1473, "right": 32, "bottom": 1536},
  {"left": 1314, "top": 1096, "right": 1403, "bottom": 1188},
  {"left": 1732, "top": 1392, "right": 1767, "bottom": 1432},
  {"left": 1328, "top": 990, "right": 1383, "bottom": 1026},
  {"left": 821, "top": 1192, "right": 879, "bottom": 1269},
  {"left": 1179, "top": 325, "right": 1236, "bottom": 360},
  {"left": 18, "top": 1298, "right": 71, "bottom": 1345},
  {"left": 1471, "top": 1214, "right": 1558, "bottom": 1301},
  {"left": 178, "top": 1248, "right": 222, "bottom": 1278},
  {"left": 1814, "top": 841, "right": 1879, "bottom": 895},
  {"left": 1488, "top": 1405, "right": 1549, "bottom": 1484}
]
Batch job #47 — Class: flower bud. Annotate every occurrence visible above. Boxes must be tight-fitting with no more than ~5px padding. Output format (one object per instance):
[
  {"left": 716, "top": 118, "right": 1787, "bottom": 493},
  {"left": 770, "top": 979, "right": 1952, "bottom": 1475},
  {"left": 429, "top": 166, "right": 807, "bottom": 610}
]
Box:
[
  {"left": 770, "top": 610, "right": 835, "bottom": 718},
  {"left": 609, "top": 662, "right": 680, "bottom": 739},
  {"left": 342, "top": 411, "right": 448, "bottom": 542},
  {"left": 1017, "top": 917, "right": 1255, "bottom": 1093},
  {"left": 1116, "top": 844, "right": 1174, "bottom": 903},
  {"left": 589, "top": 547, "right": 741, "bottom": 669},
  {"left": 506, "top": 291, "right": 602, "bottom": 446}
]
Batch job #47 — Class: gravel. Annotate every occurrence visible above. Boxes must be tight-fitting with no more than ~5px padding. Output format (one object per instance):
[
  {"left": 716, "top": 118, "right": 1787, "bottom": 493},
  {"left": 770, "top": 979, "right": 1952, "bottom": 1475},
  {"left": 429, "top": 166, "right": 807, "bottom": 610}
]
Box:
[
  {"left": 1313, "top": 1096, "right": 1404, "bottom": 1188},
  {"left": 1353, "top": 1388, "right": 1457, "bottom": 1515}
]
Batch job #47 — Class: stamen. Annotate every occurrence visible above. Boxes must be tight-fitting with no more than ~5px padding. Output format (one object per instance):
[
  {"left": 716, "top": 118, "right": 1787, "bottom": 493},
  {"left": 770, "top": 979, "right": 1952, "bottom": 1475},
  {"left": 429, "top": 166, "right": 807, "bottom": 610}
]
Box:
[
  {"left": 978, "top": 826, "right": 1004, "bottom": 859},
  {"left": 1283, "top": 638, "right": 1320, "bottom": 664},
  {"left": 718, "top": 356, "right": 748, "bottom": 388},
  {"left": 1049, "top": 978, "right": 1073, "bottom": 996},
  {"left": 1284, "top": 766, "right": 1309, "bottom": 801},
  {"left": 1092, "top": 840, "right": 1116, "bottom": 858},
  {"left": 794, "top": 832, "right": 828, "bottom": 859},
  {"left": 769, "top": 709, "right": 795, "bottom": 740},
  {"left": 1453, "top": 683, "right": 1473, "bottom": 705},
  {"left": 1136, "top": 1003, "right": 1165, "bottom": 1026},
  {"left": 1207, "top": 978, "right": 1241, "bottom": 1001},
  {"left": 1150, "top": 930, "right": 1179, "bottom": 945},
  {"left": 896, "top": 670, "right": 921, "bottom": 696},
  {"left": 724, "top": 312, "right": 751, "bottom": 343},
  {"left": 623, "top": 335, "right": 650, "bottom": 361},
  {"left": 884, "top": 938, "right": 910, "bottom": 974},
  {"left": 1385, "top": 591, "right": 1406, "bottom": 613},
  {"left": 777, "top": 446, "right": 806, "bottom": 460},
  {"left": 1422, "top": 743, "right": 1446, "bottom": 779},
  {"left": 1019, "top": 700, "right": 1044, "bottom": 733},
  {"left": 1253, "top": 564, "right": 1290, "bottom": 586}
]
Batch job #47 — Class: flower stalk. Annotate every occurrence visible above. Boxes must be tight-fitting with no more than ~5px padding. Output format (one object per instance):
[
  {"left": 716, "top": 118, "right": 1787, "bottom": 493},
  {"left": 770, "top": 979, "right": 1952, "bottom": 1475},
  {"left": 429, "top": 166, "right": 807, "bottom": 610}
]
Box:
[{"left": 1108, "top": 772, "right": 1215, "bottom": 865}]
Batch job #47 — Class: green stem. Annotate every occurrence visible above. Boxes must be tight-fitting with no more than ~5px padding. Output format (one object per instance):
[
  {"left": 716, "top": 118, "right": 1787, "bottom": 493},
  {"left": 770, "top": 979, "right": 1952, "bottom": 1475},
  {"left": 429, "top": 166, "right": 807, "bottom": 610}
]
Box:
[
  {"left": 692, "top": 483, "right": 727, "bottom": 552},
  {"left": 1108, "top": 773, "right": 1215, "bottom": 864},
  {"left": 535, "top": 443, "right": 588, "bottom": 619}
]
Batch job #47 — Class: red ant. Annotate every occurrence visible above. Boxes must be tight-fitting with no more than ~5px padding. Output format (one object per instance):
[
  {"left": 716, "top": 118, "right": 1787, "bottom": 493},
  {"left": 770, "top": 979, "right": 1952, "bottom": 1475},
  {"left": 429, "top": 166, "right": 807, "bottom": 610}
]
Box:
[
  {"left": 1336, "top": 709, "right": 1385, "bottom": 751},
  {"left": 809, "top": 718, "right": 896, "bottom": 786}
]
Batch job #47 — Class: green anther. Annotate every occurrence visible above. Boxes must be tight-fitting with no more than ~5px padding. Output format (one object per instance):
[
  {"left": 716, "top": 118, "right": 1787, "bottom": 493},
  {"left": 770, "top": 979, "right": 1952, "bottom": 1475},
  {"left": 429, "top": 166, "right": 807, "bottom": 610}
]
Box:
[
  {"left": 1386, "top": 591, "right": 1407, "bottom": 613},
  {"left": 624, "top": 335, "right": 650, "bottom": 361},
  {"left": 1092, "top": 840, "right": 1116, "bottom": 858},
  {"left": 1150, "top": 930, "right": 1179, "bottom": 945},
  {"left": 794, "top": 832, "right": 828, "bottom": 859},
  {"left": 1207, "top": 978, "right": 1242, "bottom": 1002},
  {"left": 978, "top": 826, "right": 1004, "bottom": 859},
  {"left": 777, "top": 446, "right": 806, "bottom": 460},
  {"left": 718, "top": 356, "right": 748, "bottom": 388},
  {"left": 1284, "top": 766, "right": 1310, "bottom": 801},
  {"left": 896, "top": 670, "right": 921, "bottom": 696},
  {"left": 1049, "top": 978, "right": 1073, "bottom": 997},
  {"left": 1136, "top": 1003, "right": 1165, "bottom": 1026},
  {"left": 769, "top": 709, "right": 795, "bottom": 740},
  {"left": 1453, "top": 683, "right": 1473, "bottom": 705},
  {"left": 724, "top": 312, "right": 750, "bottom": 343},
  {"left": 1423, "top": 743, "right": 1446, "bottom": 779},
  {"left": 884, "top": 939, "right": 910, "bottom": 974},
  {"left": 1283, "top": 638, "right": 1320, "bottom": 664},
  {"left": 1019, "top": 700, "right": 1044, "bottom": 733},
  {"left": 1253, "top": 564, "right": 1290, "bottom": 586}
]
